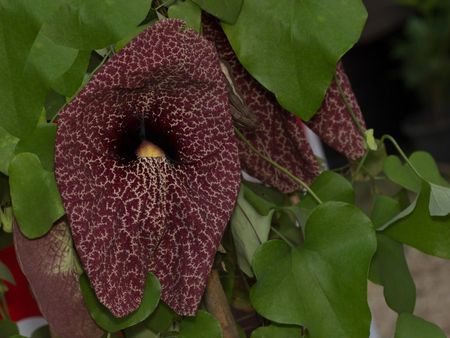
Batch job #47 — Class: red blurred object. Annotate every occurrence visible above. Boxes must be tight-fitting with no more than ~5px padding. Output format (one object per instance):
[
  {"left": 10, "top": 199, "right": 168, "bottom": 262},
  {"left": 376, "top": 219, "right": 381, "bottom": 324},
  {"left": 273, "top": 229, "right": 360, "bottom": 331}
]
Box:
[{"left": 0, "top": 246, "right": 41, "bottom": 321}]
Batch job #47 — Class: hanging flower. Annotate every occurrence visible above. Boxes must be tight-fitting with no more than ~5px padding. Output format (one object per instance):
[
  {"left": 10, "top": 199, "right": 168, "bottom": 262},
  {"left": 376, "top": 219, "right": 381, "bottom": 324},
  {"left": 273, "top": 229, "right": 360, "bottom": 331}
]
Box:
[
  {"left": 54, "top": 19, "right": 241, "bottom": 317},
  {"left": 203, "top": 16, "right": 366, "bottom": 193}
]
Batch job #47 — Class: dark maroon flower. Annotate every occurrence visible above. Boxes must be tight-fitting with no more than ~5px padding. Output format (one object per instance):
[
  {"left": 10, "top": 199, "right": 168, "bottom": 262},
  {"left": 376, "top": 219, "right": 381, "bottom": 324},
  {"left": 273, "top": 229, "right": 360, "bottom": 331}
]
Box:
[
  {"left": 202, "top": 16, "right": 320, "bottom": 194},
  {"left": 306, "top": 62, "right": 366, "bottom": 160},
  {"left": 14, "top": 221, "right": 103, "bottom": 338},
  {"left": 54, "top": 20, "right": 240, "bottom": 317}
]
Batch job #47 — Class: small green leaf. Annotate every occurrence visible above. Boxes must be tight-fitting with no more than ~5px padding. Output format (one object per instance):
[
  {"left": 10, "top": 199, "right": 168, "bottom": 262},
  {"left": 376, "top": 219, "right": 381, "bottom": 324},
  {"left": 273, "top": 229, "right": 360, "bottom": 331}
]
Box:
[
  {"left": 0, "top": 260, "right": 14, "bottom": 285},
  {"left": 168, "top": 0, "right": 202, "bottom": 32},
  {"left": 395, "top": 313, "right": 446, "bottom": 338},
  {"left": 192, "top": 0, "right": 243, "bottom": 24},
  {"left": 370, "top": 195, "right": 402, "bottom": 229},
  {"left": 179, "top": 310, "right": 223, "bottom": 338},
  {"left": 51, "top": 50, "right": 91, "bottom": 98},
  {"left": 42, "top": 0, "right": 151, "bottom": 50},
  {"left": 384, "top": 181, "right": 450, "bottom": 258},
  {"left": 30, "top": 325, "right": 51, "bottom": 338},
  {"left": 364, "top": 129, "right": 378, "bottom": 151},
  {"left": 0, "top": 320, "right": 18, "bottom": 338},
  {"left": 251, "top": 324, "right": 301, "bottom": 338},
  {"left": 298, "top": 171, "right": 355, "bottom": 225},
  {"left": 222, "top": 0, "right": 367, "bottom": 120},
  {"left": 9, "top": 153, "right": 64, "bottom": 238},
  {"left": 144, "top": 301, "right": 175, "bottom": 333},
  {"left": 383, "top": 151, "right": 448, "bottom": 192},
  {"left": 14, "top": 124, "right": 57, "bottom": 171},
  {"left": 251, "top": 202, "right": 376, "bottom": 338},
  {"left": 0, "top": 126, "right": 19, "bottom": 175},
  {"left": 369, "top": 234, "right": 415, "bottom": 314},
  {"left": 230, "top": 190, "right": 274, "bottom": 277},
  {"left": 80, "top": 273, "right": 160, "bottom": 332}
]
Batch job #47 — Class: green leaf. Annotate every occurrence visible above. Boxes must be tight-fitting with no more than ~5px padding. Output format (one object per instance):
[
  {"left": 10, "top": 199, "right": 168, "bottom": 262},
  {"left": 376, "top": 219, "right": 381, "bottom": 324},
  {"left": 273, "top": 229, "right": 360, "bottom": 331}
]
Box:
[
  {"left": 26, "top": 31, "right": 78, "bottom": 87},
  {"left": 44, "top": 91, "right": 67, "bottom": 121},
  {"left": 251, "top": 202, "right": 376, "bottom": 338},
  {"left": 123, "top": 323, "right": 157, "bottom": 338},
  {"left": 192, "top": 0, "right": 243, "bottom": 24},
  {"left": 0, "top": 260, "right": 14, "bottom": 285},
  {"left": 30, "top": 325, "right": 51, "bottom": 338},
  {"left": 222, "top": 0, "right": 367, "bottom": 120},
  {"left": 14, "top": 124, "right": 57, "bottom": 171},
  {"left": 383, "top": 151, "right": 448, "bottom": 193},
  {"left": 395, "top": 313, "right": 446, "bottom": 338},
  {"left": 364, "top": 129, "right": 378, "bottom": 151},
  {"left": 251, "top": 325, "right": 301, "bottom": 338},
  {"left": 0, "top": 126, "right": 19, "bottom": 175},
  {"left": 243, "top": 181, "right": 287, "bottom": 215},
  {"left": 428, "top": 183, "right": 450, "bottom": 216},
  {"left": 384, "top": 181, "right": 450, "bottom": 258},
  {"left": 51, "top": 50, "right": 91, "bottom": 98},
  {"left": 0, "top": 320, "right": 18, "bottom": 338},
  {"left": 231, "top": 190, "right": 274, "bottom": 277},
  {"left": 370, "top": 195, "right": 402, "bottom": 229},
  {"left": 168, "top": 0, "right": 202, "bottom": 32},
  {"left": 369, "top": 234, "right": 415, "bottom": 314},
  {"left": 144, "top": 301, "right": 175, "bottom": 333},
  {"left": 42, "top": 0, "right": 151, "bottom": 50},
  {"left": 179, "top": 310, "right": 223, "bottom": 338},
  {"left": 298, "top": 171, "right": 355, "bottom": 225},
  {"left": 9, "top": 153, "right": 64, "bottom": 238},
  {"left": 0, "top": 0, "right": 48, "bottom": 138},
  {"left": 80, "top": 272, "right": 160, "bottom": 332}
]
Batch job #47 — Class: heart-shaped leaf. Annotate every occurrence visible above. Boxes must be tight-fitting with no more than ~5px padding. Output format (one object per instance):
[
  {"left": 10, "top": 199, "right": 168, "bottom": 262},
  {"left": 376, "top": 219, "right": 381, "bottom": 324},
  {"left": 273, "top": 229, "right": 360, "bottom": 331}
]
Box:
[
  {"left": 168, "top": 0, "right": 202, "bottom": 32},
  {"left": 80, "top": 272, "right": 160, "bottom": 332},
  {"left": 222, "top": 0, "right": 367, "bottom": 120},
  {"left": 192, "top": 0, "right": 243, "bottom": 24},
  {"left": 9, "top": 153, "right": 64, "bottom": 238},
  {"left": 230, "top": 190, "right": 274, "bottom": 277},
  {"left": 251, "top": 202, "right": 376, "bottom": 338},
  {"left": 395, "top": 314, "right": 445, "bottom": 338},
  {"left": 384, "top": 181, "right": 450, "bottom": 258},
  {"left": 42, "top": 0, "right": 151, "bottom": 50},
  {"left": 179, "top": 310, "right": 223, "bottom": 338}
]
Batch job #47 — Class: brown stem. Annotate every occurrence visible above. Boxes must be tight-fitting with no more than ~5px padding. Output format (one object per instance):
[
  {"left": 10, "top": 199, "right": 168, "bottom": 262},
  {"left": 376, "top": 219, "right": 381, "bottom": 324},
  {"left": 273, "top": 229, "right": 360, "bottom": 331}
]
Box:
[{"left": 204, "top": 270, "right": 240, "bottom": 338}]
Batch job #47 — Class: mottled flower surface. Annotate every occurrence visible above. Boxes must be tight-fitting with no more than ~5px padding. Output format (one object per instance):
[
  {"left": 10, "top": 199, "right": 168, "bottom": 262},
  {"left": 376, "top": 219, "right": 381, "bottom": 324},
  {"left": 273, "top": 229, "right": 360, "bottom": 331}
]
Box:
[
  {"left": 55, "top": 19, "right": 240, "bottom": 317},
  {"left": 203, "top": 15, "right": 320, "bottom": 194},
  {"left": 307, "top": 62, "right": 366, "bottom": 160},
  {"left": 14, "top": 221, "right": 103, "bottom": 338}
]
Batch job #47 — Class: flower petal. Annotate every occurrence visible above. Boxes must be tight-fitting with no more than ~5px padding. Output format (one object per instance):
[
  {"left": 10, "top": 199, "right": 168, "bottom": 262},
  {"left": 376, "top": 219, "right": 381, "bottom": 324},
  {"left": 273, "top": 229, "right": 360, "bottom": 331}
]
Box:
[
  {"left": 306, "top": 62, "right": 366, "bottom": 160},
  {"left": 202, "top": 15, "right": 320, "bottom": 193},
  {"left": 14, "top": 221, "right": 103, "bottom": 338},
  {"left": 55, "top": 19, "right": 240, "bottom": 317}
]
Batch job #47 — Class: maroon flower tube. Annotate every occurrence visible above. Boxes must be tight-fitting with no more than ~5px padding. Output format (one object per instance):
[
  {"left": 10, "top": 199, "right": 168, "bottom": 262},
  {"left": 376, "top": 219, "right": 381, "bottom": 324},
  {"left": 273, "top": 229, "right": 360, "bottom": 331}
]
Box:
[{"left": 54, "top": 20, "right": 240, "bottom": 317}]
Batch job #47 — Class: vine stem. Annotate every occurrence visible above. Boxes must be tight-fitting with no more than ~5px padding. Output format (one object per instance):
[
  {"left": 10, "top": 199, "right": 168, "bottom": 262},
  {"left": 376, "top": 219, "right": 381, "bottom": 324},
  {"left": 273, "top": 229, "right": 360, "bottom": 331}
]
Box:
[
  {"left": 335, "top": 74, "right": 366, "bottom": 137},
  {"left": 234, "top": 128, "right": 323, "bottom": 204},
  {"left": 380, "top": 134, "right": 424, "bottom": 179}
]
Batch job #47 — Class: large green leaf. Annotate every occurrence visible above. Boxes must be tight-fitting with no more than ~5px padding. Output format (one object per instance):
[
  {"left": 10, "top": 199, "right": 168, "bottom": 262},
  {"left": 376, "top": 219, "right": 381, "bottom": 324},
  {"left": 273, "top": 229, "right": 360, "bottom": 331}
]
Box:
[
  {"left": 14, "top": 124, "right": 57, "bottom": 171},
  {"left": 168, "top": 0, "right": 202, "bottom": 32},
  {"left": 395, "top": 313, "right": 446, "bottom": 338},
  {"left": 250, "top": 325, "right": 301, "bottom": 338},
  {"left": 222, "top": 0, "right": 367, "bottom": 120},
  {"left": 42, "top": 0, "right": 151, "bottom": 50},
  {"left": 80, "top": 272, "right": 160, "bottom": 332},
  {"left": 369, "top": 234, "right": 415, "bottom": 314},
  {"left": 384, "top": 181, "right": 450, "bottom": 258},
  {"left": 9, "top": 153, "right": 64, "bottom": 238},
  {"left": 230, "top": 190, "right": 274, "bottom": 277},
  {"left": 0, "top": 0, "right": 50, "bottom": 138},
  {"left": 179, "top": 310, "right": 223, "bottom": 338},
  {"left": 250, "top": 202, "right": 376, "bottom": 338},
  {"left": 0, "top": 126, "right": 19, "bottom": 175},
  {"left": 192, "top": 0, "right": 243, "bottom": 24}
]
